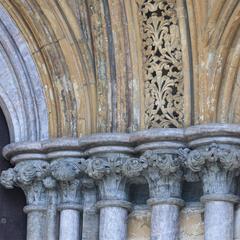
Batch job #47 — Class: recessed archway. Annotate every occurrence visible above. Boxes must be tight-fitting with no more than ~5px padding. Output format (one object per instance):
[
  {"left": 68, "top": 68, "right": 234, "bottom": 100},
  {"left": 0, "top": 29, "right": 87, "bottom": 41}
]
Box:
[
  {"left": 0, "top": 5, "right": 48, "bottom": 240},
  {"left": 0, "top": 4, "right": 49, "bottom": 142}
]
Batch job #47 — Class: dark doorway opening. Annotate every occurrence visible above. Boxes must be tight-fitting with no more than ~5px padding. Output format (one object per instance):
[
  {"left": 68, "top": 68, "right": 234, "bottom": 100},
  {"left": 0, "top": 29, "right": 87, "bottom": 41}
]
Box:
[{"left": 0, "top": 108, "right": 26, "bottom": 240}]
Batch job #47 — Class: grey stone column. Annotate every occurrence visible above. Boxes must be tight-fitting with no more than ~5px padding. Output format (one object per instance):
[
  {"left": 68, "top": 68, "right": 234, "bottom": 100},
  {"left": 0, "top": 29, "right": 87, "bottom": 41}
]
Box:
[
  {"left": 185, "top": 143, "right": 240, "bottom": 240},
  {"left": 234, "top": 177, "right": 240, "bottom": 240},
  {"left": 87, "top": 154, "right": 146, "bottom": 240},
  {"left": 97, "top": 199, "right": 131, "bottom": 240},
  {"left": 43, "top": 176, "right": 59, "bottom": 240},
  {"left": 142, "top": 150, "right": 184, "bottom": 240},
  {"left": 82, "top": 178, "right": 99, "bottom": 240},
  {"left": 235, "top": 203, "right": 240, "bottom": 239},
  {"left": 51, "top": 158, "right": 86, "bottom": 240},
  {"left": 0, "top": 160, "right": 49, "bottom": 240}
]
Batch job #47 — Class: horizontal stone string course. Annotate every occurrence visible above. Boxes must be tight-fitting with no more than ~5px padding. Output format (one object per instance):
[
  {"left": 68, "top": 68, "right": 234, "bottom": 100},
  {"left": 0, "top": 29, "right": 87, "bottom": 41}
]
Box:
[{"left": 1, "top": 124, "right": 240, "bottom": 240}]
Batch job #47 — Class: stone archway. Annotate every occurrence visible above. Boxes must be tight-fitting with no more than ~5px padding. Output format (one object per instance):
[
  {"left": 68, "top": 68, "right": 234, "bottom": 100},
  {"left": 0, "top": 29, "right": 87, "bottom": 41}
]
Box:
[
  {"left": 0, "top": 4, "right": 49, "bottom": 142},
  {"left": 0, "top": 5, "right": 49, "bottom": 240}
]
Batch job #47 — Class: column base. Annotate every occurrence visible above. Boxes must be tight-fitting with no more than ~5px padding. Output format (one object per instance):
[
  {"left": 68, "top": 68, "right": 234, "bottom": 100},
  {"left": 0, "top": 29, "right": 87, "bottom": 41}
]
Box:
[
  {"left": 201, "top": 194, "right": 239, "bottom": 204},
  {"left": 96, "top": 200, "right": 132, "bottom": 211},
  {"left": 147, "top": 197, "right": 185, "bottom": 208},
  {"left": 58, "top": 203, "right": 83, "bottom": 211}
]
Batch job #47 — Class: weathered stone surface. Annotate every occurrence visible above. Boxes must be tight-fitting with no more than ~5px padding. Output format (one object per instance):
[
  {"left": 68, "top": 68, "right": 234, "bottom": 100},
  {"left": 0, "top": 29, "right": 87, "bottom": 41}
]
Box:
[
  {"left": 1, "top": 125, "right": 240, "bottom": 240},
  {"left": 127, "top": 206, "right": 204, "bottom": 240},
  {"left": 128, "top": 208, "right": 151, "bottom": 240},
  {"left": 0, "top": 0, "right": 239, "bottom": 239},
  {"left": 179, "top": 206, "right": 204, "bottom": 240},
  {"left": 0, "top": 5, "right": 49, "bottom": 142}
]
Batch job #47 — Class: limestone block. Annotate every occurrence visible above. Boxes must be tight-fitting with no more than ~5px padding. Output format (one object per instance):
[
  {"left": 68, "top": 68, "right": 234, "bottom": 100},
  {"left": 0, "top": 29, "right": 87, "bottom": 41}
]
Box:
[
  {"left": 127, "top": 205, "right": 204, "bottom": 240},
  {"left": 128, "top": 208, "right": 151, "bottom": 240},
  {"left": 180, "top": 205, "right": 204, "bottom": 240}
]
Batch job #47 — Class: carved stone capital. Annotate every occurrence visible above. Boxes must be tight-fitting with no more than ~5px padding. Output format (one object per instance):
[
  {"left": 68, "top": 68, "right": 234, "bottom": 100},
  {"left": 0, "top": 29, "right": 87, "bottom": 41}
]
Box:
[
  {"left": 43, "top": 176, "right": 57, "bottom": 190},
  {"left": 50, "top": 158, "right": 86, "bottom": 204},
  {"left": 51, "top": 158, "right": 87, "bottom": 181},
  {"left": 87, "top": 154, "right": 147, "bottom": 179},
  {"left": 141, "top": 150, "right": 183, "bottom": 199},
  {"left": 0, "top": 168, "right": 16, "bottom": 189},
  {"left": 86, "top": 154, "right": 147, "bottom": 200},
  {"left": 0, "top": 160, "right": 49, "bottom": 206},
  {"left": 184, "top": 143, "right": 240, "bottom": 194}
]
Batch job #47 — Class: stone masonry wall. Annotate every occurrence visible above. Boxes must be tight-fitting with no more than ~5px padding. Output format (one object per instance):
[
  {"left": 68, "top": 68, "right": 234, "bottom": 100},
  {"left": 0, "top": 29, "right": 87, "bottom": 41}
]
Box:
[{"left": 128, "top": 205, "right": 204, "bottom": 240}]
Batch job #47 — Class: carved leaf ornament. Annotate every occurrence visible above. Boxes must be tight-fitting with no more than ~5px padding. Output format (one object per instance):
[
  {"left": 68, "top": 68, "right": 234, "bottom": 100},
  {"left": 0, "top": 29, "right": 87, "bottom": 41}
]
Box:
[
  {"left": 139, "top": 0, "right": 184, "bottom": 128},
  {"left": 185, "top": 143, "right": 240, "bottom": 173},
  {"left": 86, "top": 155, "right": 148, "bottom": 179},
  {"left": 141, "top": 150, "right": 181, "bottom": 175}
]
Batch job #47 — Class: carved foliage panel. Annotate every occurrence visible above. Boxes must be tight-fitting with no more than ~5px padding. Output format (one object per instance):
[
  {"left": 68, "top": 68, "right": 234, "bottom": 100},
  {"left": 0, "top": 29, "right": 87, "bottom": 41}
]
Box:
[{"left": 139, "top": 0, "right": 184, "bottom": 128}]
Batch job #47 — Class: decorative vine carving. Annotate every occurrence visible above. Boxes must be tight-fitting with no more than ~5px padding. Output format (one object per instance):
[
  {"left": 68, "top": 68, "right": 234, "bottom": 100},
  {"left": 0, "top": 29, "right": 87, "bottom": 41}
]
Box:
[
  {"left": 50, "top": 158, "right": 87, "bottom": 203},
  {"left": 141, "top": 150, "right": 183, "bottom": 198},
  {"left": 139, "top": 0, "right": 184, "bottom": 128},
  {"left": 182, "top": 144, "right": 240, "bottom": 194},
  {"left": 86, "top": 155, "right": 147, "bottom": 179},
  {"left": 0, "top": 160, "right": 50, "bottom": 205},
  {"left": 86, "top": 155, "right": 147, "bottom": 199}
]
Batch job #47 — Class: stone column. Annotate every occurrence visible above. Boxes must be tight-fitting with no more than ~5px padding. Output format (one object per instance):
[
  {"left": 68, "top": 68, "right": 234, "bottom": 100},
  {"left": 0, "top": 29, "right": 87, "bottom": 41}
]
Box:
[
  {"left": 185, "top": 143, "right": 240, "bottom": 240},
  {"left": 82, "top": 178, "right": 99, "bottom": 240},
  {"left": 87, "top": 154, "right": 146, "bottom": 240},
  {"left": 234, "top": 177, "right": 240, "bottom": 240},
  {"left": 142, "top": 150, "right": 184, "bottom": 240},
  {"left": 235, "top": 204, "right": 240, "bottom": 240},
  {"left": 43, "top": 176, "right": 59, "bottom": 240},
  {"left": 51, "top": 158, "right": 86, "bottom": 240},
  {"left": 0, "top": 160, "right": 49, "bottom": 240}
]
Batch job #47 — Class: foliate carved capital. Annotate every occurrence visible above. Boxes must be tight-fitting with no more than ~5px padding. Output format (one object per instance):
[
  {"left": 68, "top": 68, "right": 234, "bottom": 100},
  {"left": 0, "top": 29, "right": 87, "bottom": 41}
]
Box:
[
  {"left": 15, "top": 160, "right": 49, "bottom": 184},
  {"left": 184, "top": 143, "right": 240, "bottom": 172},
  {"left": 0, "top": 168, "right": 16, "bottom": 189},
  {"left": 50, "top": 158, "right": 87, "bottom": 204},
  {"left": 86, "top": 154, "right": 147, "bottom": 200},
  {"left": 183, "top": 143, "right": 240, "bottom": 194},
  {"left": 50, "top": 158, "right": 86, "bottom": 181},
  {"left": 141, "top": 150, "right": 183, "bottom": 199},
  {"left": 141, "top": 150, "right": 182, "bottom": 175},
  {"left": 0, "top": 160, "right": 50, "bottom": 205},
  {"left": 43, "top": 176, "right": 57, "bottom": 190},
  {"left": 86, "top": 154, "right": 147, "bottom": 179}
]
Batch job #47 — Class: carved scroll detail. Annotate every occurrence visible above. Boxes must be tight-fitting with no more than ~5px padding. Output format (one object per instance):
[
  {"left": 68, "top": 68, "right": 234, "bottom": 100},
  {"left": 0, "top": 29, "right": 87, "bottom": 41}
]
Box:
[{"left": 139, "top": 0, "right": 184, "bottom": 128}]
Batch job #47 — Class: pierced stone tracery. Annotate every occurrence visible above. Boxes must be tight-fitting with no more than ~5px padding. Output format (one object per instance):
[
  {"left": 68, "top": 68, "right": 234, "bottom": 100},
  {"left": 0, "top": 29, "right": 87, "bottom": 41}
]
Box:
[{"left": 139, "top": 0, "right": 184, "bottom": 128}]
